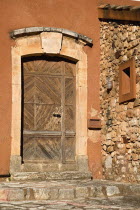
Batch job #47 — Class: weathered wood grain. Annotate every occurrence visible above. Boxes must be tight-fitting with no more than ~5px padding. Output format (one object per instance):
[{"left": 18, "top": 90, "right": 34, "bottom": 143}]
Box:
[{"left": 22, "top": 56, "right": 76, "bottom": 163}]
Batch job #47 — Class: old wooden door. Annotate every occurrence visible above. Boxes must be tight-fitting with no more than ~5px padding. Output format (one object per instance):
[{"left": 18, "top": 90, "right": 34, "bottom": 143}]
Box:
[{"left": 22, "top": 56, "right": 76, "bottom": 164}]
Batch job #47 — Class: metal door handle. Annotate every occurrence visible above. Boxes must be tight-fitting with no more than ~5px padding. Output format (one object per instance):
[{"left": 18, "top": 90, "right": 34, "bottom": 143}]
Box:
[{"left": 53, "top": 114, "right": 61, "bottom": 118}]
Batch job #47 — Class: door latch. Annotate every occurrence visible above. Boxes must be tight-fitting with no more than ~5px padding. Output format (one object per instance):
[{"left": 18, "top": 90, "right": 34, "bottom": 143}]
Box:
[{"left": 53, "top": 113, "right": 61, "bottom": 118}]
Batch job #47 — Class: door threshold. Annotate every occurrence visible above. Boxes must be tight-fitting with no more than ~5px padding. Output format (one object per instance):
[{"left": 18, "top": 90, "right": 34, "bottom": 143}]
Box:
[{"left": 21, "top": 162, "right": 78, "bottom": 172}]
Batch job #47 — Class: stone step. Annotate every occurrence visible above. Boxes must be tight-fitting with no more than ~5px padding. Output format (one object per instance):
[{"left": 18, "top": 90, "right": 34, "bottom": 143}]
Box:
[
  {"left": 20, "top": 162, "right": 78, "bottom": 172},
  {"left": 0, "top": 196, "right": 140, "bottom": 210},
  {"left": 0, "top": 179, "right": 140, "bottom": 201},
  {"left": 11, "top": 171, "right": 92, "bottom": 181}
]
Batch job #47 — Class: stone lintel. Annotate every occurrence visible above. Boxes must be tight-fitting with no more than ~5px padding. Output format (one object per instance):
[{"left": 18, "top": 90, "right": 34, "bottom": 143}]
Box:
[
  {"left": 10, "top": 27, "right": 93, "bottom": 47},
  {"left": 62, "top": 28, "right": 78, "bottom": 39},
  {"left": 26, "top": 27, "right": 44, "bottom": 34},
  {"left": 51, "top": 27, "right": 62, "bottom": 33},
  {"left": 43, "top": 27, "right": 51, "bottom": 32},
  {"left": 78, "top": 34, "right": 93, "bottom": 47}
]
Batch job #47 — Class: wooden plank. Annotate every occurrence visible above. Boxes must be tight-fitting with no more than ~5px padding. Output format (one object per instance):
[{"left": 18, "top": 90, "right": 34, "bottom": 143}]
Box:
[
  {"left": 98, "top": 8, "right": 140, "bottom": 22},
  {"left": 23, "top": 130, "right": 76, "bottom": 136},
  {"left": 88, "top": 119, "right": 101, "bottom": 130},
  {"left": 64, "top": 137, "right": 75, "bottom": 162},
  {"left": 61, "top": 62, "right": 65, "bottom": 163},
  {"left": 23, "top": 103, "right": 34, "bottom": 130},
  {"left": 63, "top": 62, "right": 76, "bottom": 162},
  {"left": 23, "top": 130, "right": 62, "bottom": 136}
]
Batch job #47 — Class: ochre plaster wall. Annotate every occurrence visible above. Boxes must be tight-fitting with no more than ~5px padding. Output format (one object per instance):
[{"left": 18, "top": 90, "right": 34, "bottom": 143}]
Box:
[{"left": 0, "top": 0, "right": 139, "bottom": 176}]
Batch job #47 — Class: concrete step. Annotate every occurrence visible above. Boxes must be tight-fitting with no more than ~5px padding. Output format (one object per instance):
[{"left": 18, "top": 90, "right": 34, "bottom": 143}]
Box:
[
  {"left": 0, "top": 179, "right": 140, "bottom": 201},
  {"left": 11, "top": 171, "right": 92, "bottom": 181}
]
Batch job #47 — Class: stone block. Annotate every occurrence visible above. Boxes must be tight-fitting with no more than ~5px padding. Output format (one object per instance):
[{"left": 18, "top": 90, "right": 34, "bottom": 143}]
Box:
[
  {"left": 33, "top": 188, "right": 50, "bottom": 200},
  {"left": 41, "top": 32, "right": 62, "bottom": 54},
  {"left": 78, "top": 34, "right": 93, "bottom": 46},
  {"left": 7, "top": 189, "right": 24, "bottom": 201},
  {"left": 16, "top": 37, "right": 28, "bottom": 47},
  {"left": 89, "top": 186, "right": 96, "bottom": 197},
  {"left": 75, "top": 187, "right": 88, "bottom": 198},
  {"left": 94, "top": 186, "right": 105, "bottom": 197},
  {"left": 134, "top": 99, "right": 140, "bottom": 107},
  {"left": 131, "top": 186, "right": 140, "bottom": 195},
  {"left": 50, "top": 27, "right": 62, "bottom": 33},
  {"left": 132, "top": 154, "right": 139, "bottom": 161},
  {"left": 10, "top": 155, "right": 21, "bottom": 173},
  {"left": 62, "top": 29, "right": 78, "bottom": 39},
  {"left": 105, "top": 156, "right": 112, "bottom": 169},
  {"left": 26, "top": 27, "right": 43, "bottom": 34},
  {"left": 26, "top": 35, "right": 42, "bottom": 50},
  {"left": 106, "top": 186, "right": 120, "bottom": 197},
  {"left": 61, "top": 36, "right": 78, "bottom": 50},
  {"left": 126, "top": 110, "right": 134, "bottom": 118},
  {"left": 59, "top": 189, "right": 75, "bottom": 200},
  {"left": 58, "top": 163, "right": 78, "bottom": 172},
  {"left": 43, "top": 27, "right": 51, "bottom": 32},
  {"left": 24, "top": 188, "right": 32, "bottom": 200},
  {"left": 49, "top": 189, "right": 59, "bottom": 199},
  {"left": 13, "top": 28, "right": 26, "bottom": 37},
  {"left": 107, "top": 146, "right": 114, "bottom": 153},
  {"left": 130, "top": 118, "right": 138, "bottom": 126},
  {"left": 0, "top": 189, "right": 8, "bottom": 201},
  {"left": 77, "top": 155, "right": 89, "bottom": 172},
  {"left": 11, "top": 46, "right": 21, "bottom": 73},
  {"left": 60, "top": 36, "right": 81, "bottom": 60}
]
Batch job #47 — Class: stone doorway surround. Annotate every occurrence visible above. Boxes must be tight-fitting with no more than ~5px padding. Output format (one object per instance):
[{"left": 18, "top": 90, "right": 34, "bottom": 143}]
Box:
[{"left": 10, "top": 27, "right": 93, "bottom": 173}]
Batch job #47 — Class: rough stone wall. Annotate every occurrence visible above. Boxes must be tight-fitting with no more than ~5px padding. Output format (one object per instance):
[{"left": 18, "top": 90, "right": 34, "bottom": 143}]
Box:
[{"left": 100, "top": 21, "right": 140, "bottom": 183}]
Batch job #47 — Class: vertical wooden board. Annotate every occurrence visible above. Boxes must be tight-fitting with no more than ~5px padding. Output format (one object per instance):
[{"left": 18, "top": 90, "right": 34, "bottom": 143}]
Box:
[
  {"left": 63, "top": 62, "right": 76, "bottom": 162},
  {"left": 65, "top": 62, "right": 75, "bottom": 77},
  {"left": 23, "top": 103, "right": 34, "bottom": 130},
  {"left": 23, "top": 75, "right": 35, "bottom": 103},
  {"left": 65, "top": 78, "right": 75, "bottom": 105},
  {"left": 64, "top": 137, "right": 75, "bottom": 162},
  {"left": 65, "top": 105, "right": 75, "bottom": 131},
  {"left": 23, "top": 61, "right": 35, "bottom": 73},
  {"left": 65, "top": 78, "right": 75, "bottom": 132}
]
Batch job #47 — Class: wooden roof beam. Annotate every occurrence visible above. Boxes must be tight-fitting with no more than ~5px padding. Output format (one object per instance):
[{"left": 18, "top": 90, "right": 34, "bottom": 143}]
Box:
[{"left": 98, "top": 7, "right": 140, "bottom": 22}]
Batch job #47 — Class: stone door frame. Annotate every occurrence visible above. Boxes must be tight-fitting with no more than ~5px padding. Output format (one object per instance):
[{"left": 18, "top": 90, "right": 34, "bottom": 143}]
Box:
[{"left": 10, "top": 27, "right": 93, "bottom": 173}]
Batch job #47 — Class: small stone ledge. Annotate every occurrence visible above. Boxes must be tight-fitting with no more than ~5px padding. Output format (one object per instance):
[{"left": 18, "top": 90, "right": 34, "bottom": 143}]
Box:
[
  {"left": 0, "top": 179, "right": 140, "bottom": 201},
  {"left": 134, "top": 99, "right": 140, "bottom": 107},
  {"left": 10, "top": 27, "right": 93, "bottom": 47}
]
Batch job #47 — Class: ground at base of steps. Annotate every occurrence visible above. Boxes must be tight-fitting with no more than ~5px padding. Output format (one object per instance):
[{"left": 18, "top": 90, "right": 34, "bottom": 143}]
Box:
[{"left": 0, "top": 196, "right": 140, "bottom": 210}]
